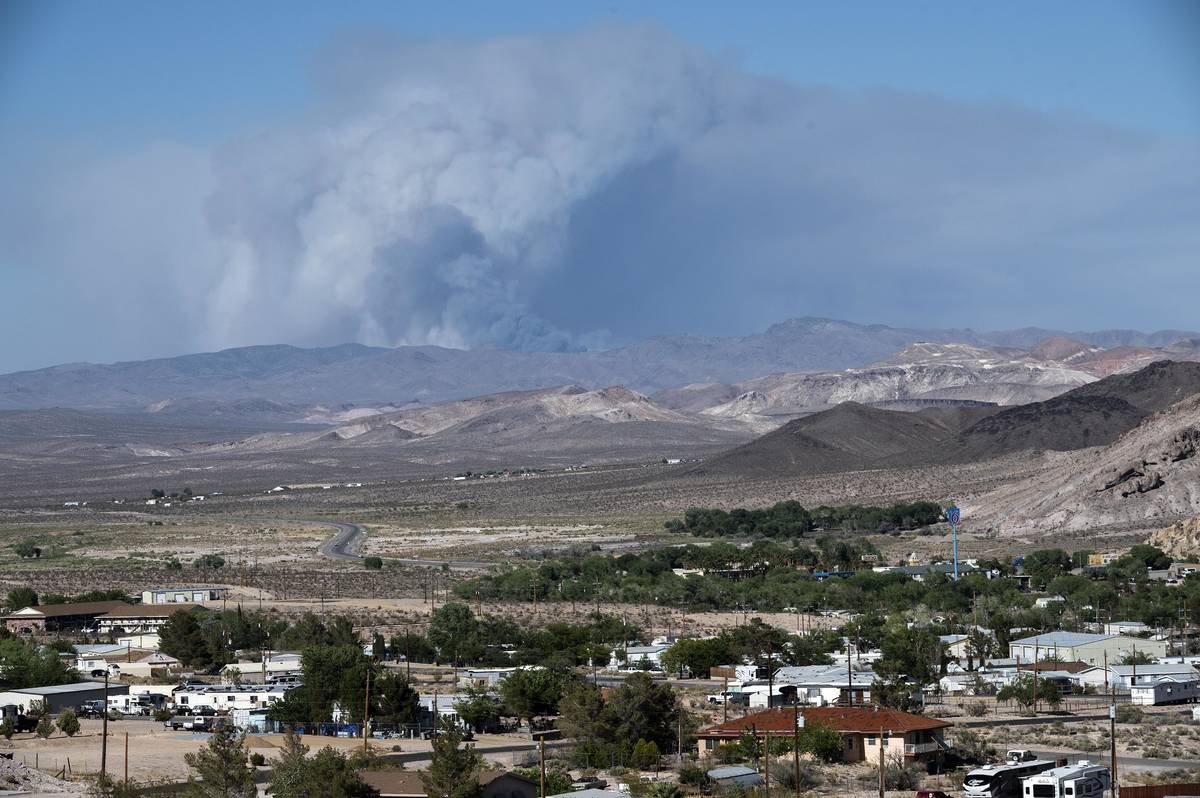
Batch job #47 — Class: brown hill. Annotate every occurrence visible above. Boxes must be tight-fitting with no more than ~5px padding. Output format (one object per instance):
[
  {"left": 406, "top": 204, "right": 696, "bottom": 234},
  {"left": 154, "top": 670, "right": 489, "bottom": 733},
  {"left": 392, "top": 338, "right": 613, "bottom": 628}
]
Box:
[
  {"left": 954, "top": 360, "right": 1200, "bottom": 459},
  {"left": 693, "top": 361, "right": 1200, "bottom": 479},
  {"left": 689, "top": 402, "right": 996, "bottom": 476}
]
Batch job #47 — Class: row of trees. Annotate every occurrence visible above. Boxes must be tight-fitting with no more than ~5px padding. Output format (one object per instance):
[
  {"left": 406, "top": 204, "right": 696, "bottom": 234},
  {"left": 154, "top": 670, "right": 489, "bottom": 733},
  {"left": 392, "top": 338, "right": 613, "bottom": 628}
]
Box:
[
  {"left": 4, "top": 587, "right": 130, "bottom": 611},
  {"left": 663, "top": 500, "right": 945, "bottom": 538}
]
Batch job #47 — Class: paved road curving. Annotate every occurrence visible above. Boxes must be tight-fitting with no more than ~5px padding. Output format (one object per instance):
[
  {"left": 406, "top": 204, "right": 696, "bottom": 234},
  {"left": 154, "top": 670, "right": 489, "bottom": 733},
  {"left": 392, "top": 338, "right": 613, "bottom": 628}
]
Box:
[
  {"left": 315, "top": 521, "right": 368, "bottom": 562},
  {"left": 313, "top": 521, "right": 494, "bottom": 570}
]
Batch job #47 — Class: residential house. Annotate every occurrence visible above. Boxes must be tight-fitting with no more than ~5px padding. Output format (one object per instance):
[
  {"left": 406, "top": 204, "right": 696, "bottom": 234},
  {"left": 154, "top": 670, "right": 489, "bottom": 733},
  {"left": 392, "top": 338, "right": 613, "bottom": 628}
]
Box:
[
  {"left": 119, "top": 652, "right": 181, "bottom": 679},
  {"left": 1008, "top": 632, "right": 1166, "bottom": 666},
  {"left": 1033, "top": 596, "right": 1066, "bottom": 609},
  {"left": 610, "top": 644, "right": 669, "bottom": 670},
  {"left": 764, "top": 665, "right": 874, "bottom": 707},
  {"left": 1104, "top": 620, "right": 1151, "bottom": 636},
  {"left": 1079, "top": 663, "right": 1200, "bottom": 691},
  {"left": 4, "top": 601, "right": 132, "bottom": 635},
  {"left": 1130, "top": 676, "right": 1200, "bottom": 706},
  {"left": 940, "top": 634, "right": 971, "bottom": 660},
  {"left": 697, "top": 706, "right": 951, "bottom": 765}
]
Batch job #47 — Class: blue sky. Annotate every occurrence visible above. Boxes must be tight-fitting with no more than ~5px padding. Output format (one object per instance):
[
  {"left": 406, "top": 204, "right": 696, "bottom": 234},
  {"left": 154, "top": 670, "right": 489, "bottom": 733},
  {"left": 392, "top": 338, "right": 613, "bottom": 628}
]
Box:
[
  {"left": 0, "top": 1, "right": 1198, "bottom": 371},
  {"left": 2, "top": 0, "right": 1196, "bottom": 148}
]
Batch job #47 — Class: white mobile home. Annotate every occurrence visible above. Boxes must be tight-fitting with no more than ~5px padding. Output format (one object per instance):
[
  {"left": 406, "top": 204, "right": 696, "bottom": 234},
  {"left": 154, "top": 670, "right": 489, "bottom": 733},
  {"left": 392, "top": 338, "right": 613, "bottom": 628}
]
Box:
[{"left": 1130, "top": 676, "right": 1200, "bottom": 706}]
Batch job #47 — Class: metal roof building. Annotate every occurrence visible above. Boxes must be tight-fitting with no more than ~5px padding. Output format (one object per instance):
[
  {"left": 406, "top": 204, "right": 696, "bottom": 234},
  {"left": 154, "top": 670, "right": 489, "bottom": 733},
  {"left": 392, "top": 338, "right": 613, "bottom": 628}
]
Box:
[{"left": 0, "top": 681, "right": 129, "bottom": 713}]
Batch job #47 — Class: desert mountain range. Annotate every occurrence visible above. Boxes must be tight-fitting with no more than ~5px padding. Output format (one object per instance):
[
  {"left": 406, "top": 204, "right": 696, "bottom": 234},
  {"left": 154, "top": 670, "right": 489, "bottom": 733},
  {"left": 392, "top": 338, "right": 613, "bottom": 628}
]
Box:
[{"left": 5, "top": 318, "right": 1200, "bottom": 539}]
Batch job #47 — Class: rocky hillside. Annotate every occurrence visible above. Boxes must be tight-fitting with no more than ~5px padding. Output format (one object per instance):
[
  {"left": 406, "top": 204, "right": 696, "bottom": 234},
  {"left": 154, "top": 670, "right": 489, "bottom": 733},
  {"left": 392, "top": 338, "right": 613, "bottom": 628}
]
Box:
[
  {"left": 1149, "top": 517, "right": 1200, "bottom": 561},
  {"left": 971, "top": 393, "right": 1200, "bottom": 535}
]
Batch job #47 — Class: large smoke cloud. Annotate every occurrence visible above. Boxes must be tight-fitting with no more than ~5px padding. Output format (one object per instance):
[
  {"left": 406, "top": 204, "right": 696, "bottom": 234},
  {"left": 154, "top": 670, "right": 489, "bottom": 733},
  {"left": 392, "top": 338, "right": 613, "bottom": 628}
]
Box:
[
  {"left": 1, "top": 24, "right": 1197, "bottom": 371},
  {"left": 200, "top": 25, "right": 730, "bottom": 353}
]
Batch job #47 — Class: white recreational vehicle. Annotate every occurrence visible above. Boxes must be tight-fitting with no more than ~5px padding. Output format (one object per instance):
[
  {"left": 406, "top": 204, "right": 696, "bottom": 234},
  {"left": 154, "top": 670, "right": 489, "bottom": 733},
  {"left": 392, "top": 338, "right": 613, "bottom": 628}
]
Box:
[
  {"left": 963, "top": 751, "right": 1056, "bottom": 798},
  {"left": 1021, "top": 761, "right": 1109, "bottom": 798}
]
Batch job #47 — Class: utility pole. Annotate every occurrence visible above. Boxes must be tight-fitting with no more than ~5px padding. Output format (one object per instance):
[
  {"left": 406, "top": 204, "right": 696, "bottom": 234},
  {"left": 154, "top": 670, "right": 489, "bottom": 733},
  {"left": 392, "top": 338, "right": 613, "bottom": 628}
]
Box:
[
  {"left": 846, "top": 640, "right": 853, "bottom": 706},
  {"left": 100, "top": 671, "right": 110, "bottom": 776},
  {"left": 767, "top": 644, "right": 775, "bottom": 708},
  {"left": 362, "top": 669, "right": 371, "bottom": 751},
  {"left": 877, "top": 728, "right": 886, "bottom": 798},
  {"left": 763, "top": 730, "right": 770, "bottom": 798},
  {"left": 723, "top": 675, "right": 729, "bottom": 723},
  {"left": 124, "top": 733, "right": 129, "bottom": 785},
  {"left": 539, "top": 737, "right": 546, "bottom": 798},
  {"left": 792, "top": 703, "right": 802, "bottom": 798},
  {"left": 1110, "top": 696, "right": 1118, "bottom": 798},
  {"left": 677, "top": 712, "right": 683, "bottom": 764}
]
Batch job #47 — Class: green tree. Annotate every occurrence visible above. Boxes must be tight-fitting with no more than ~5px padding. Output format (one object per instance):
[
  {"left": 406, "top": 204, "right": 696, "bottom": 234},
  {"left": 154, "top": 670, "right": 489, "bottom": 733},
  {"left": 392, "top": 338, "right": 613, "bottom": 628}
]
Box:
[
  {"left": 1126, "top": 544, "right": 1171, "bottom": 571},
  {"left": 796, "top": 720, "right": 842, "bottom": 763},
  {"left": 183, "top": 725, "right": 257, "bottom": 798},
  {"left": 36, "top": 713, "right": 54, "bottom": 739},
  {"left": 1118, "top": 649, "right": 1157, "bottom": 666},
  {"left": 454, "top": 685, "right": 500, "bottom": 733},
  {"left": 266, "top": 730, "right": 311, "bottom": 798},
  {"left": 601, "top": 672, "right": 679, "bottom": 751},
  {"left": 13, "top": 542, "right": 40, "bottom": 560},
  {"left": 57, "top": 708, "right": 80, "bottom": 737},
  {"left": 0, "top": 638, "right": 78, "bottom": 688},
  {"left": 997, "top": 674, "right": 1062, "bottom": 711},
  {"left": 427, "top": 602, "right": 482, "bottom": 665},
  {"left": 279, "top": 646, "right": 372, "bottom": 724},
  {"left": 498, "top": 668, "right": 566, "bottom": 727},
  {"left": 269, "top": 732, "right": 376, "bottom": 798},
  {"left": 372, "top": 672, "right": 420, "bottom": 726},
  {"left": 873, "top": 621, "right": 946, "bottom": 699},
  {"left": 420, "top": 719, "right": 484, "bottom": 798},
  {"left": 364, "top": 556, "right": 384, "bottom": 571},
  {"left": 644, "top": 783, "right": 683, "bottom": 798},
  {"left": 631, "top": 739, "right": 661, "bottom": 769},
  {"left": 557, "top": 681, "right": 607, "bottom": 743},
  {"left": 661, "top": 637, "right": 733, "bottom": 679},
  {"left": 513, "top": 766, "right": 572, "bottom": 796},
  {"left": 1022, "top": 549, "right": 1072, "bottom": 588},
  {"left": 158, "top": 610, "right": 213, "bottom": 669},
  {"left": 0, "top": 716, "right": 13, "bottom": 740},
  {"left": 6, "top": 586, "right": 37, "bottom": 610}
]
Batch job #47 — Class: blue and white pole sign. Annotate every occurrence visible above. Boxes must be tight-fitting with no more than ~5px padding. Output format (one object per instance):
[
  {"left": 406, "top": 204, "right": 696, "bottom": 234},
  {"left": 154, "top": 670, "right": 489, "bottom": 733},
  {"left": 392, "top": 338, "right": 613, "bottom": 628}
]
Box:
[{"left": 947, "top": 505, "right": 961, "bottom": 580}]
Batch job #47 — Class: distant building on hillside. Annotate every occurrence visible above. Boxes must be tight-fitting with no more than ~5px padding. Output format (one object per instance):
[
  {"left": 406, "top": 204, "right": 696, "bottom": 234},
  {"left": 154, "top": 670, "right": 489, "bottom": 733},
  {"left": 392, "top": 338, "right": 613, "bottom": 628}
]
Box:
[{"left": 141, "top": 586, "right": 228, "bottom": 604}]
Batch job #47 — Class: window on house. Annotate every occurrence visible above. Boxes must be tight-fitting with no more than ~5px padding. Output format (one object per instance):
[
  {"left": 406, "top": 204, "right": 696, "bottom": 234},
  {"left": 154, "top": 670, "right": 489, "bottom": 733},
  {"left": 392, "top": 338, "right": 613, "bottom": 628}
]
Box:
[{"left": 867, "top": 737, "right": 875, "bottom": 746}]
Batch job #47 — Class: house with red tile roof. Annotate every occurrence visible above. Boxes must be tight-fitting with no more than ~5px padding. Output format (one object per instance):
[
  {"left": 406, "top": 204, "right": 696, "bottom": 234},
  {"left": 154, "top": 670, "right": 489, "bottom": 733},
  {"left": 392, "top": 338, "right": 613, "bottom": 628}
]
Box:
[{"left": 697, "top": 706, "right": 951, "bottom": 764}]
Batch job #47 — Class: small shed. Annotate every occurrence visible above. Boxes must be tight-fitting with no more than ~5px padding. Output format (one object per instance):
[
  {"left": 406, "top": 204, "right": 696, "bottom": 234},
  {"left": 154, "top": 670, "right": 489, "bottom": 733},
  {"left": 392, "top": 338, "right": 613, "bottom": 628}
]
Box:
[{"left": 707, "top": 766, "right": 764, "bottom": 791}]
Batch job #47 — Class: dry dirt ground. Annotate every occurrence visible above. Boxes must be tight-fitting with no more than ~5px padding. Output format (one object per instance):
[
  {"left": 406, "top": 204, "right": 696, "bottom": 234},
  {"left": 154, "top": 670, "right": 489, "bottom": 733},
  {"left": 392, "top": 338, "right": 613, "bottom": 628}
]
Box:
[{"left": 1, "top": 447, "right": 1146, "bottom": 602}]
